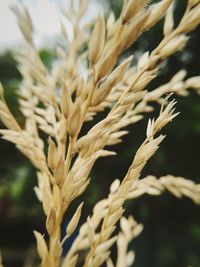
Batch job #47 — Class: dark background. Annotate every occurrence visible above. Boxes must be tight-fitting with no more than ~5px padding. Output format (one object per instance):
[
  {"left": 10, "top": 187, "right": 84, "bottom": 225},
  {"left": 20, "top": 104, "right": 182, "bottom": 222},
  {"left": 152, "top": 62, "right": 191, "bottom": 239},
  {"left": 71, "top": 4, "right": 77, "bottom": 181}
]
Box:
[{"left": 0, "top": 0, "right": 200, "bottom": 266}]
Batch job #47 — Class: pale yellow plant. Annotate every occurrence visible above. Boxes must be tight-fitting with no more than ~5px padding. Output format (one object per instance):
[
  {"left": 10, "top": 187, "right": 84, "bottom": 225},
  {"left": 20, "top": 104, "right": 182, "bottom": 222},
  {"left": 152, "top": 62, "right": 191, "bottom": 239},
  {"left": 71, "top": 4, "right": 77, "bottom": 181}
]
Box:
[{"left": 0, "top": 0, "right": 200, "bottom": 266}]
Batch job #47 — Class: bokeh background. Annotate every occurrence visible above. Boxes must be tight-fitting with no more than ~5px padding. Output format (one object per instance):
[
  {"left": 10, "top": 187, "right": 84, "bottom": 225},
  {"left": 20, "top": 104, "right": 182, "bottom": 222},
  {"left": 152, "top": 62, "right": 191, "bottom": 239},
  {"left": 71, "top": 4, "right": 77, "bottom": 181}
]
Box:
[{"left": 0, "top": 0, "right": 200, "bottom": 266}]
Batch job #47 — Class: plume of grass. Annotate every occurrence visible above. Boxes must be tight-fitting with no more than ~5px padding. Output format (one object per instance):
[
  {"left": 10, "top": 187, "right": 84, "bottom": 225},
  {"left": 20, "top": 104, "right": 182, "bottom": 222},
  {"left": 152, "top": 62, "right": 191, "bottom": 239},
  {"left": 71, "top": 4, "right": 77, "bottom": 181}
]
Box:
[{"left": 0, "top": 0, "right": 200, "bottom": 266}]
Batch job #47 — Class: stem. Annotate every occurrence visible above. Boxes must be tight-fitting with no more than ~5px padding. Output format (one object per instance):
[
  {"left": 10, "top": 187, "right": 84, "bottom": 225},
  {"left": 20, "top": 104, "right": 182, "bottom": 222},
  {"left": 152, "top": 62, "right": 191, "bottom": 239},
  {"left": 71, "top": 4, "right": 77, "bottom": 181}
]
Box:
[
  {"left": 61, "top": 234, "right": 69, "bottom": 246},
  {"left": 65, "top": 136, "right": 75, "bottom": 174}
]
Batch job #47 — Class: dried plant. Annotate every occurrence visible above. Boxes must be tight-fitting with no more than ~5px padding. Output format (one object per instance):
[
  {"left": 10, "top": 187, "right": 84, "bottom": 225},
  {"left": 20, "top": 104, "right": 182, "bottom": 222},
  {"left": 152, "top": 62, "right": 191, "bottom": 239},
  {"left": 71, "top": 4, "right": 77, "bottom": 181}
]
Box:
[{"left": 1, "top": 0, "right": 200, "bottom": 266}]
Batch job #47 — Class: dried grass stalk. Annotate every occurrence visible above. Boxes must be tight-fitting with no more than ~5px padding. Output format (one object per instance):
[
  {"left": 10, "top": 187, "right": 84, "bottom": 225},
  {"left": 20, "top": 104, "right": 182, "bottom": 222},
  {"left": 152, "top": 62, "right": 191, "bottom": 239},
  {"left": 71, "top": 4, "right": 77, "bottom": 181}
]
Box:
[{"left": 0, "top": 0, "right": 200, "bottom": 266}]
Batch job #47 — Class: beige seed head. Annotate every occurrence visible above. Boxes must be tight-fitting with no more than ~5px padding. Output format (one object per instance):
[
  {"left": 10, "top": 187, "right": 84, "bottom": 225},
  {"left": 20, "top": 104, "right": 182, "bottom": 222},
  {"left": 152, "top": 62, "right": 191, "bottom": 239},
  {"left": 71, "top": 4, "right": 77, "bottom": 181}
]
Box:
[
  {"left": 33, "top": 230, "right": 48, "bottom": 260},
  {"left": 180, "top": 6, "right": 200, "bottom": 33},
  {"left": 92, "top": 56, "right": 133, "bottom": 106},
  {"left": 78, "top": 0, "right": 90, "bottom": 18},
  {"left": 66, "top": 202, "right": 84, "bottom": 236},
  {"left": 64, "top": 254, "right": 78, "bottom": 267},
  {"left": 54, "top": 157, "right": 65, "bottom": 185},
  {"left": 107, "top": 258, "right": 115, "bottom": 267},
  {"left": 42, "top": 185, "right": 52, "bottom": 216},
  {"left": 185, "top": 76, "right": 200, "bottom": 89},
  {"left": 60, "top": 83, "right": 72, "bottom": 120},
  {"left": 110, "top": 179, "right": 120, "bottom": 193},
  {"left": 47, "top": 137, "right": 59, "bottom": 170},
  {"left": 137, "top": 52, "right": 149, "bottom": 70},
  {"left": 120, "top": 217, "right": 131, "bottom": 237},
  {"left": 11, "top": 5, "right": 33, "bottom": 44},
  {"left": 163, "top": 2, "right": 174, "bottom": 36},
  {"left": 89, "top": 14, "right": 106, "bottom": 65},
  {"left": 52, "top": 184, "right": 61, "bottom": 212},
  {"left": 109, "top": 199, "right": 124, "bottom": 213},
  {"left": 144, "top": 0, "right": 173, "bottom": 31},
  {"left": 160, "top": 35, "right": 189, "bottom": 59},
  {"left": 95, "top": 236, "right": 117, "bottom": 254},
  {"left": 122, "top": 0, "right": 149, "bottom": 23},
  {"left": 75, "top": 131, "right": 100, "bottom": 151},
  {"left": 46, "top": 208, "right": 57, "bottom": 235},
  {"left": 146, "top": 118, "right": 155, "bottom": 138},
  {"left": 171, "top": 69, "right": 187, "bottom": 83},
  {"left": 95, "top": 42, "right": 121, "bottom": 81},
  {"left": 68, "top": 100, "right": 82, "bottom": 137},
  {"left": 106, "top": 207, "right": 124, "bottom": 228},
  {"left": 121, "top": 11, "right": 149, "bottom": 51},
  {"left": 126, "top": 251, "right": 135, "bottom": 266},
  {"left": 87, "top": 216, "right": 95, "bottom": 246},
  {"left": 2, "top": 1, "right": 200, "bottom": 266},
  {"left": 93, "top": 252, "right": 111, "bottom": 266}
]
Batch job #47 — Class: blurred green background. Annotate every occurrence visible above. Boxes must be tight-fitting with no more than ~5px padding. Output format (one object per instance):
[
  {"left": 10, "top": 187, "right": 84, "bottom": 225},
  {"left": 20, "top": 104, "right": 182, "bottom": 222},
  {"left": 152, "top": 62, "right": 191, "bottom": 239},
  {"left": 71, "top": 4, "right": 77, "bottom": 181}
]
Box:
[{"left": 0, "top": 0, "right": 200, "bottom": 266}]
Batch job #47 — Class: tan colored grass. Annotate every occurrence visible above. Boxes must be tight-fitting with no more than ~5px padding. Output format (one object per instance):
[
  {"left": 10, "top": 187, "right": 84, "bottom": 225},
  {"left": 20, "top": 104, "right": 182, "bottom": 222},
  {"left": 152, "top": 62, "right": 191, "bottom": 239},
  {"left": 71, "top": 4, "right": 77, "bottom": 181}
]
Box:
[{"left": 0, "top": 0, "right": 200, "bottom": 266}]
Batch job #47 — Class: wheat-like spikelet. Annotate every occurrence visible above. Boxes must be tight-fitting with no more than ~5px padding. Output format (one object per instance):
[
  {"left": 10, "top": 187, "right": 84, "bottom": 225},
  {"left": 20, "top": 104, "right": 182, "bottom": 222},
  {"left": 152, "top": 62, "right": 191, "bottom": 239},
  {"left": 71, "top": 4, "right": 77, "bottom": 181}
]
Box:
[
  {"left": 0, "top": 0, "right": 200, "bottom": 266},
  {"left": 80, "top": 100, "right": 178, "bottom": 267},
  {"left": 127, "top": 175, "right": 200, "bottom": 204},
  {"left": 109, "top": 216, "right": 143, "bottom": 267}
]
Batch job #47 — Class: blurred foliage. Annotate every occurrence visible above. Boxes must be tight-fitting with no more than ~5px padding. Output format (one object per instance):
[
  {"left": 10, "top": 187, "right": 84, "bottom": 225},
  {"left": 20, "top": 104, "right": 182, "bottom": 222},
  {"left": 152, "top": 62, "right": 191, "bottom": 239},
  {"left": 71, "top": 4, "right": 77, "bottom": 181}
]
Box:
[{"left": 0, "top": 1, "right": 200, "bottom": 266}]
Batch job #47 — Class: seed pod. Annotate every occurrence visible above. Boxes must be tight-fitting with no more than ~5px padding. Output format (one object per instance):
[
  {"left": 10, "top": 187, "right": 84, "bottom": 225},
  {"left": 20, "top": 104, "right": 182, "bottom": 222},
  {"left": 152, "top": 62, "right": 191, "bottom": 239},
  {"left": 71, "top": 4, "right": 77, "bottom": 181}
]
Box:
[
  {"left": 126, "top": 251, "right": 135, "bottom": 266},
  {"left": 95, "top": 236, "right": 117, "bottom": 254},
  {"left": 160, "top": 35, "right": 188, "bottom": 59},
  {"left": 107, "top": 55, "right": 133, "bottom": 83},
  {"left": 144, "top": 0, "right": 173, "bottom": 31},
  {"left": 110, "top": 179, "right": 120, "bottom": 193},
  {"left": 110, "top": 199, "right": 124, "bottom": 213},
  {"left": 185, "top": 76, "right": 200, "bottom": 89},
  {"left": 137, "top": 52, "right": 149, "bottom": 70},
  {"left": 180, "top": 7, "right": 200, "bottom": 33},
  {"left": 47, "top": 137, "right": 59, "bottom": 170},
  {"left": 92, "top": 56, "right": 133, "bottom": 106},
  {"left": 24, "top": 7, "right": 33, "bottom": 33},
  {"left": 146, "top": 119, "right": 154, "bottom": 138},
  {"left": 95, "top": 42, "right": 121, "bottom": 81},
  {"left": 78, "top": 0, "right": 89, "bottom": 18},
  {"left": 89, "top": 15, "right": 106, "bottom": 65},
  {"left": 33, "top": 230, "right": 48, "bottom": 260},
  {"left": 122, "top": 0, "right": 149, "bottom": 23},
  {"left": 58, "top": 116, "right": 68, "bottom": 143},
  {"left": 133, "top": 73, "right": 156, "bottom": 92},
  {"left": 75, "top": 131, "right": 100, "bottom": 151},
  {"left": 60, "top": 83, "right": 72, "bottom": 119},
  {"left": 163, "top": 2, "right": 174, "bottom": 36},
  {"left": 87, "top": 217, "right": 95, "bottom": 246},
  {"left": 54, "top": 157, "right": 65, "bottom": 185},
  {"left": 52, "top": 184, "right": 61, "bottom": 212},
  {"left": 121, "top": 11, "right": 149, "bottom": 51},
  {"left": 106, "top": 207, "right": 124, "bottom": 228},
  {"left": 68, "top": 254, "right": 78, "bottom": 267},
  {"left": 93, "top": 252, "right": 111, "bottom": 267},
  {"left": 46, "top": 208, "right": 57, "bottom": 235},
  {"left": 11, "top": 5, "right": 33, "bottom": 44},
  {"left": 68, "top": 101, "right": 82, "bottom": 137},
  {"left": 42, "top": 185, "right": 52, "bottom": 216},
  {"left": 66, "top": 202, "right": 84, "bottom": 236}
]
